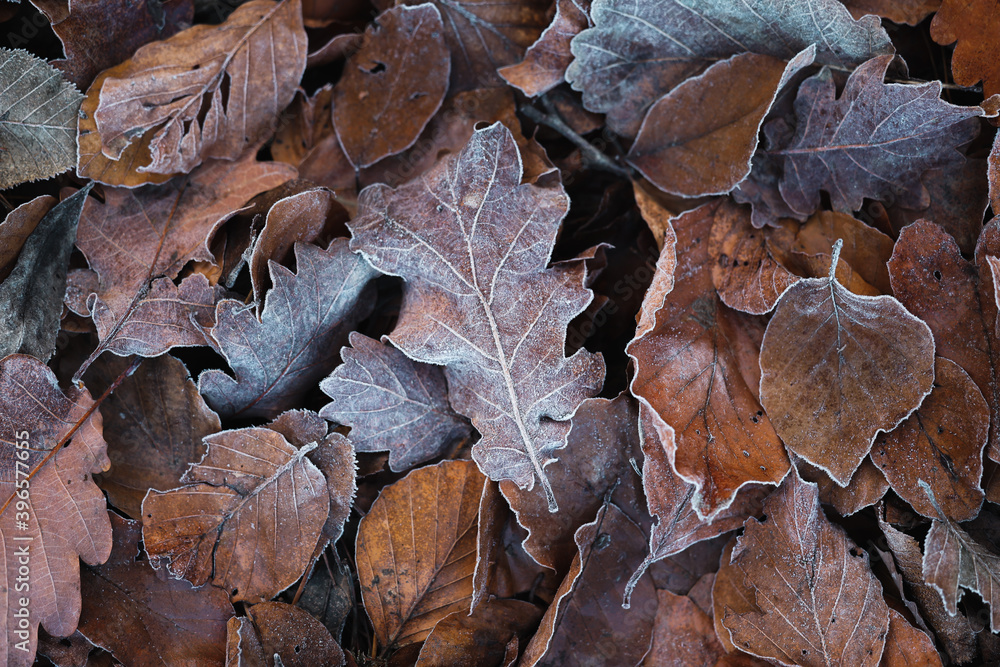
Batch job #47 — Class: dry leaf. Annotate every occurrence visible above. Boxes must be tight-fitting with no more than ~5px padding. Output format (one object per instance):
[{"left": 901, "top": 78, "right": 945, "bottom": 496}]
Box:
[
  {"left": 794, "top": 455, "right": 889, "bottom": 516},
  {"left": 879, "top": 609, "right": 943, "bottom": 667},
  {"left": 349, "top": 122, "right": 605, "bottom": 511},
  {"left": 142, "top": 426, "right": 330, "bottom": 603},
  {"left": 931, "top": 0, "right": 1000, "bottom": 97},
  {"left": 0, "top": 195, "right": 56, "bottom": 281},
  {"left": 414, "top": 599, "right": 542, "bottom": 666},
  {"left": 628, "top": 200, "right": 790, "bottom": 518},
  {"left": 720, "top": 472, "right": 891, "bottom": 666},
  {"left": 78, "top": 512, "right": 233, "bottom": 666},
  {"left": 0, "top": 48, "right": 83, "bottom": 188},
  {"left": 333, "top": 4, "right": 449, "bottom": 168},
  {"left": 356, "top": 459, "right": 482, "bottom": 650},
  {"left": 319, "top": 332, "right": 472, "bottom": 472},
  {"left": 759, "top": 241, "right": 936, "bottom": 485},
  {"left": 227, "top": 602, "right": 345, "bottom": 666},
  {"left": 842, "top": 0, "right": 940, "bottom": 25},
  {"left": 498, "top": 0, "right": 591, "bottom": 97},
  {"left": 92, "top": 0, "right": 306, "bottom": 175}
]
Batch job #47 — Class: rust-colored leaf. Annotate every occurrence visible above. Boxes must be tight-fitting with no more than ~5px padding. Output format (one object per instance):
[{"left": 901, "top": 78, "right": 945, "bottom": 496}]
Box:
[
  {"left": 794, "top": 455, "right": 889, "bottom": 517},
  {"left": 333, "top": 4, "right": 449, "bottom": 168},
  {"left": 356, "top": 459, "right": 482, "bottom": 650},
  {"left": 320, "top": 332, "right": 471, "bottom": 472},
  {"left": 142, "top": 425, "right": 330, "bottom": 603},
  {"left": 931, "top": 0, "right": 1000, "bottom": 97},
  {"left": 628, "top": 201, "right": 790, "bottom": 518},
  {"left": 759, "top": 241, "right": 936, "bottom": 485},
  {"left": 92, "top": 0, "right": 306, "bottom": 175},
  {"left": 414, "top": 599, "right": 542, "bottom": 666},
  {"left": 78, "top": 512, "right": 233, "bottom": 666},
  {"left": 349, "top": 122, "right": 605, "bottom": 511},
  {"left": 0, "top": 195, "right": 55, "bottom": 281},
  {"left": 720, "top": 473, "right": 891, "bottom": 666},
  {"left": 871, "top": 358, "right": 987, "bottom": 521},
  {"left": 199, "top": 240, "right": 377, "bottom": 419},
  {"left": 0, "top": 355, "right": 112, "bottom": 666},
  {"left": 227, "top": 601, "right": 345, "bottom": 666},
  {"left": 879, "top": 609, "right": 943, "bottom": 667},
  {"left": 498, "top": 0, "right": 591, "bottom": 98}
]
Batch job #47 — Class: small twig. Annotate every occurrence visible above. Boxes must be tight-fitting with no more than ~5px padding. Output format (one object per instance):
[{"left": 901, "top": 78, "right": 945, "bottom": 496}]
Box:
[{"left": 520, "top": 104, "right": 631, "bottom": 179}]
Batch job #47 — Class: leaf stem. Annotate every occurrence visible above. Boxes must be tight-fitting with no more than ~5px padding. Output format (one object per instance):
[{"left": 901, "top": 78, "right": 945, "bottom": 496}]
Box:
[
  {"left": 519, "top": 104, "right": 631, "bottom": 179},
  {"left": 828, "top": 238, "right": 844, "bottom": 281}
]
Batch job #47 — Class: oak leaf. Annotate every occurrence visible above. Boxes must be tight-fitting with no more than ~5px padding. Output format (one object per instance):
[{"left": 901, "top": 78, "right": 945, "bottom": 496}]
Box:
[
  {"left": 78, "top": 512, "right": 233, "bottom": 666},
  {"left": 0, "top": 48, "right": 83, "bottom": 189},
  {"left": 356, "top": 458, "right": 482, "bottom": 650},
  {"left": 332, "top": 4, "right": 449, "bottom": 168},
  {"left": 565, "top": 0, "right": 892, "bottom": 136},
  {"left": 349, "top": 122, "right": 605, "bottom": 511},
  {"left": 0, "top": 355, "right": 112, "bottom": 666},
  {"left": 628, "top": 200, "right": 790, "bottom": 519},
  {"left": 931, "top": 0, "right": 1000, "bottom": 98},
  {"left": 92, "top": 0, "right": 306, "bottom": 175},
  {"left": 141, "top": 425, "right": 330, "bottom": 603},
  {"left": 199, "top": 240, "right": 377, "bottom": 419},
  {"left": 759, "top": 241, "right": 936, "bottom": 485},
  {"left": 319, "top": 332, "right": 471, "bottom": 472},
  {"left": 720, "top": 473, "right": 891, "bottom": 666}
]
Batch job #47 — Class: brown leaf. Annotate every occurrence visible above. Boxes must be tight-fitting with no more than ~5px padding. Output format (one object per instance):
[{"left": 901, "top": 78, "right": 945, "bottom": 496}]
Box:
[
  {"left": 349, "top": 122, "right": 605, "bottom": 511},
  {"left": 879, "top": 609, "right": 942, "bottom": 667},
  {"left": 227, "top": 602, "right": 345, "bottom": 666},
  {"left": 320, "top": 332, "right": 471, "bottom": 472},
  {"left": 142, "top": 425, "right": 330, "bottom": 603},
  {"left": 333, "top": 4, "right": 449, "bottom": 168},
  {"left": 199, "top": 240, "right": 376, "bottom": 419},
  {"left": 794, "top": 455, "right": 889, "bottom": 516},
  {"left": 627, "top": 48, "right": 814, "bottom": 198},
  {"left": 74, "top": 154, "right": 294, "bottom": 375},
  {"left": 976, "top": 219, "right": 1000, "bottom": 464},
  {"left": 759, "top": 241, "right": 936, "bottom": 485},
  {"left": 92, "top": 0, "right": 306, "bottom": 175},
  {"left": 841, "top": 0, "right": 940, "bottom": 25},
  {"left": 85, "top": 354, "right": 220, "bottom": 519},
  {"left": 401, "top": 0, "right": 550, "bottom": 92},
  {"left": 720, "top": 473, "right": 891, "bottom": 666},
  {"left": 633, "top": 185, "right": 679, "bottom": 338},
  {"left": 520, "top": 502, "right": 658, "bottom": 666},
  {"left": 931, "top": 0, "right": 1000, "bottom": 97},
  {"left": 0, "top": 48, "right": 83, "bottom": 189},
  {"left": 356, "top": 459, "right": 482, "bottom": 650},
  {"left": 78, "top": 512, "right": 233, "bottom": 666},
  {"left": 0, "top": 355, "right": 112, "bottom": 666},
  {"left": 871, "top": 357, "right": 987, "bottom": 521},
  {"left": 498, "top": 0, "right": 591, "bottom": 98},
  {"left": 628, "top": 200, "right": 790, "bottom": 518},
  {"left": 46, "top": 0, "right": 194, "bottom": 90},
  {"left": 0, "top": 195, "right": 55, "bottom": 281},
  {"left": 921, "top": 496, "right": 1000, "bottom": 633},
  {"left": 414, "top": 599, "right": 542, "bottom": 666}
]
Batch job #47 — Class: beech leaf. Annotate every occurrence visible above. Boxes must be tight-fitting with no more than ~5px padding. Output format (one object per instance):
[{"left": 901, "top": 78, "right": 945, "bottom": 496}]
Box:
[
  {"left": 759, "top": 240, "right": 936, "bottom": 486},
  {"left": 349, "top": 122, "right": 605, "bottom": 512},
  {"left": 227, "top": 601, "right": 345, "bottom": 666},
  {"left": 0, "top": 48, "right": 83, "bottom": 188}
]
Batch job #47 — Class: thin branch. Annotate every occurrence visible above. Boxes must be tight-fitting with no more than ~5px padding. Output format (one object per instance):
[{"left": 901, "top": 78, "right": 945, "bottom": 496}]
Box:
[{"left": 520, "top": 104, "right": 631, "bottom": 179}]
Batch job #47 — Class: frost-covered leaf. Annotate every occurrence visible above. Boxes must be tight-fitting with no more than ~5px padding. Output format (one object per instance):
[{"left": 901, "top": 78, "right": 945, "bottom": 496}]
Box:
[
  {"left": 0, "top": 48, "right": 83, "bottom": 188},
  {"left": 498, "top": 0, "right": 591, "bottom": 97},
  {"left": 759, "top": 241, "right": 936, "bottom": 485},
  {"left": 227, "top": 602, "right": 345, "bottom": 666},
  {"left": 142, "top": 425, "right": 330, "bottom": 603},
  {"left": 91, "top": 0, "right": 306, "bottom": 175},
  {"left": 349, "top": 122, "right": 605, "bottom": 511},
  {"left": 720, "top": 473, "right": 891, "bottom": 667},
  {"left": 319, "top": 332, "right": 471, "bottom": 473},
  {"left": 566, "top": 0, "right": 892, "bottom": 136},
  {"left": 199, "top": 240, "right": 377, "bottom": 419}
]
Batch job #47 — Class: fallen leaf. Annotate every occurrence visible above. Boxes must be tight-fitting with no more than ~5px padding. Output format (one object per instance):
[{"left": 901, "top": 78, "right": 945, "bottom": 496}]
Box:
[
  {"left": 78, "top": 512, "right": 233, "bottom": 666},
  {"left": 296, "top": 553, "right": 354, "bottom": 642},
  {"left": 0, "top": 184, "right": 91, "bottom": 361},
  {"left": 628, "top": 200, "right": 790, "bottom": 518},
  {"left": 632, "top": 185, "right": 678, "bottom": 337},
  {"left": 759, "top": 240, "right": 936, "bottom": 485},
  {"left": 498, "top": 0, "right": 591, "bottom": 98},
  {"left": 92, "top": 0, "right": 306, "bottom": 174},
  {"left": 720, "top": 472, "right": 891, "bottom": 666},
  {"left": 0, "top": 195, "right": 56, "bottom": 281},
  {"left": 519, "top": 502, "right": 657, "bottom": 667},
  {"left": 565, "top": 0, "right": 892, "bottom": 136},
  {"left": 842, "top": 0, "right": 940, "bottom": 25},
  {"left": 142, "top": 425, "right": 330, "bottom": 603},
  {"left": 770, "top": 56, "right": 984, "bottom": 219},
  {"left": 319, "top": 332, "right": 472, "bottom": 472},
  {"left": 0, "top": 354, "right": 112, "bottom": 666},
  {"left": 333, "top": 4, "right": 449, "bottom": 168},
  {"left": 976, "top": 219, "right": 1000, "bottom": 464},
  {"left": 84, "top": 354, "right": 220, "bottom": 519},
  {"left": 794, "top": 455, "right": 889, "bottom": 516},
  {"left": 414, "top": 599, "right": 542, "bottom": 666},
  {"left": 871, "top": 358, "right": 987, "bottom": 521},
  {"left": 356, "top": 458, "right": 482, "bottom": 650},
  {"left": 627, "top": 48, "right": 814, "bottom": 197},
  {"left": 349, "top": 122, "right": 605, "bottom": 511},
  {"left": 199, "top": 240, "right": 377, "bottom": 419},
  {"left": 227, "top": 601, "right": 345, "bottom": 666},
  {"left": 931, "top": 0, "right": 1000, "bottom": 97},
  {"left": 879, "top": 609, "right": 943, "bottom": 667},
  {"left": 0, "top": 48, "right": 83, "bottom": 189}
]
